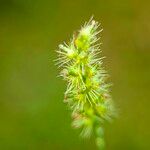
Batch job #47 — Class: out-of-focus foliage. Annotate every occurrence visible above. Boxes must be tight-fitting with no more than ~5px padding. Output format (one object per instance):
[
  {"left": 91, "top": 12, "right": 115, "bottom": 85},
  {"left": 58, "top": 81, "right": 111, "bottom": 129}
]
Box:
[{"left": 0, "top": 0, "right": 150, "bottom": 150}]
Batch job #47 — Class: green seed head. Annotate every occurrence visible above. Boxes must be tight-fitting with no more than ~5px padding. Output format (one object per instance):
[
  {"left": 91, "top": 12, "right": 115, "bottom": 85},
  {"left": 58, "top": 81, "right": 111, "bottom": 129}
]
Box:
[{"left": 56, "top": 17, "right": 115, "bottom": 149}]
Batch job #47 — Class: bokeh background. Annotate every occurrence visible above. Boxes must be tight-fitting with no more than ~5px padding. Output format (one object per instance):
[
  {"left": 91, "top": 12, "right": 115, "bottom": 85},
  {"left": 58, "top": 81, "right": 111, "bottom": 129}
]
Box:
[{"left": 0, "top": 0, "right": 150, "bottom": 149}]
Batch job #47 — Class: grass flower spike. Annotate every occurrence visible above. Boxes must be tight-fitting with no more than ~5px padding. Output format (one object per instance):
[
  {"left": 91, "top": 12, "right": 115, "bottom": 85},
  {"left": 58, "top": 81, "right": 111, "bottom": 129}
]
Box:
[{"left": 56, "top": 18, "right": 115, "bottom": 149}]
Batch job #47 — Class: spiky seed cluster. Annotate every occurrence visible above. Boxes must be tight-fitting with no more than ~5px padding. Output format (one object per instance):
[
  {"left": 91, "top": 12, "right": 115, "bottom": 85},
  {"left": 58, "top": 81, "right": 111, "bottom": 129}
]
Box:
[{"left": 56, "top": 18, "right": 115, "bottom": 149}]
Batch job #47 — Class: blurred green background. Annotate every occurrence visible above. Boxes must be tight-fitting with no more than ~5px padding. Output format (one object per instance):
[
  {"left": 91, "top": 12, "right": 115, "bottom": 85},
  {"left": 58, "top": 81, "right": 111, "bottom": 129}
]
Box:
[{"left": 0, "top": 0, "right": 150, "bottom": 149}]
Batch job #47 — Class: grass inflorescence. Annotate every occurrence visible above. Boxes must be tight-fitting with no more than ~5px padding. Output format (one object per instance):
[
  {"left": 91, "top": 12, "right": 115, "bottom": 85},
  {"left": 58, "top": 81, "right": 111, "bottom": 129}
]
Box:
[{"left": 55, "top": 17, "right": 115, "bottom": 149}]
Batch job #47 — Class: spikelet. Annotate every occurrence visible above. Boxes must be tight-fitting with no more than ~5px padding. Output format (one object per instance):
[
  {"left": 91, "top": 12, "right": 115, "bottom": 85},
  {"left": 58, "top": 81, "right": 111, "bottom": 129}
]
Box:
[{"left": 55, "top": 17, "right": 115, "bottom": 149}]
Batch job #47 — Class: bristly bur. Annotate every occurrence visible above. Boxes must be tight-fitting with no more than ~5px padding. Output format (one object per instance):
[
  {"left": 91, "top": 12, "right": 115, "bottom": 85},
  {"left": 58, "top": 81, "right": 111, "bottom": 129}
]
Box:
[{"left": 55, "top": 17, "right": 116, "bottom": 149}]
